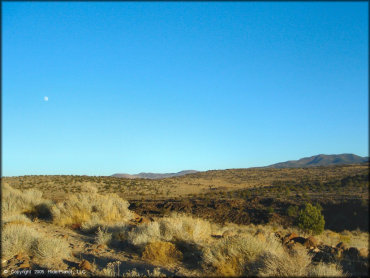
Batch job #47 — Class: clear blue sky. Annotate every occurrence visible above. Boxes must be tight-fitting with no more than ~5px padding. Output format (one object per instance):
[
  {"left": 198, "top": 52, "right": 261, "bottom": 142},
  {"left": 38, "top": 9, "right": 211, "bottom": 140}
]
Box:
[{"left": 3, "top": 2, "right": 368, "bottom": 176}]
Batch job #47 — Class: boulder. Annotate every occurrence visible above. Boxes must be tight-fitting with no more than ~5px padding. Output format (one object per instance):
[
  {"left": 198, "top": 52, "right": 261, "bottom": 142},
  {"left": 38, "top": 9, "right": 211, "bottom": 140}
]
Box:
[
  {"left": 14, "top": 253, "right": 26, "bottom": 260},
  {"left": 336, "top": 242, "right": 349, "bottom": 250},
  {"left": 312, "top": 251, "right": 336, "bottom": 264},
  {"left": 304, "top": 236, "right": 318, "bottom": 248},
  {"left": 274, "top": 231, "right": 284, "bottom": 241},
  {"left": 291, "top": 236, "right": 306, "bottom": 245},
  {"left": 70, "top": 223, "right": 81, "bottom": 230},
  {"left": 131, "top": 212, "right": 141, "bottom": 221},
  {"left": 283, "top": 232, "right": 298, "bottom": 244},
  {"left": 333, "top": 247, "right": 343, "bottom": 259},
  {"left": 97, "top": 244, "right": 107, "bottom": 250},
  {"left": 79, "top": 260, "right": 92, "bottom": 271},
  {"left": 138, "top": 216, "right": 151, "bottom": 224},
  {"left": 345, "top": 247, "right": 360, "bottom": 259},
  {"left": 19, "top": 261, "right": 30, "bottom": 268}
]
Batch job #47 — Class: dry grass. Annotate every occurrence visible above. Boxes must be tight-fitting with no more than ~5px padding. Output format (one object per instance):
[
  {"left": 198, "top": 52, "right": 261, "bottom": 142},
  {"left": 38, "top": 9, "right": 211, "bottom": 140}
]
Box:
[
  {"left": 256, "top": 247, "right": 312, "bottom": 277},
  {"left": 99, "top": 262, "right": 166, "bottom": 277},
  {"left": 2, "top": 214, "right": 32, "bottom": 225},
  {"left": 2, "top": 223, "right": 39, "bottom": 259},
  {"left": 158, "top": 213, "right": 213, "bottom": 243},
  {"left": 2, "top": 223, "right": 70, "bottom": 264},
  {"left": 317, "top": 229, "right": 369, "bottom": 250},
  {"left": 117, "top": 213, "right": 213, "bottom": 247},
  {"left": 2, "top": 182, "right": 45, "bottom": 216},
  {"left": 4, "top": 164, "right": 367, "bottom": 200},
  {"left": 51, "top": 188, "right": 133, "bottom": 228},
  {"left": 31, "top": 236, "right": 70, "bottom": 261},
  {"left": 142, "top": 241, "right": 183, "bottom": 266},
  {"left": 307, "top": 263, "right": 345, "bottom": 277},
  {"left": 201, "top": 233, "right": 272, "bottom": 276},
  {"left": 95, "top": 226, "right": 112, "bottom": 245}
]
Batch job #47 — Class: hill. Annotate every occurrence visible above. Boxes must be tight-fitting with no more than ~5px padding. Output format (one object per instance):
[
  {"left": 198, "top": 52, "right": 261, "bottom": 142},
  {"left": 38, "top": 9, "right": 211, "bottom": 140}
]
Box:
[
  {"left": 111, "top": 170, "right": 198, "bottom": 179},
  {"left": 267, "top": 154, "right": 368, "bottom": 168}
]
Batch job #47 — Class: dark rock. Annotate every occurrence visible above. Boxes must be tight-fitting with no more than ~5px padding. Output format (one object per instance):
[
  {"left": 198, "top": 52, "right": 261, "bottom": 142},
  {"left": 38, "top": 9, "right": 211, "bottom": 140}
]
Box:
[
  {"left": 304, "top": 236, "right": 318, "bottom": 248},
  {"left": 336, "top": 242, "right": 348, "bottom": 250}
]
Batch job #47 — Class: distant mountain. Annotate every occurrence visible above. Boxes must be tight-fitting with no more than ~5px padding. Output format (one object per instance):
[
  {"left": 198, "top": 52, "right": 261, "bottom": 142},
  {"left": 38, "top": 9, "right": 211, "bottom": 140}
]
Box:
[
  {"left": 267, "top": 154, "right": 369, "bottom": 168},
  {"left": 111, "top": 170, "right": 199, "bottom": 179}
]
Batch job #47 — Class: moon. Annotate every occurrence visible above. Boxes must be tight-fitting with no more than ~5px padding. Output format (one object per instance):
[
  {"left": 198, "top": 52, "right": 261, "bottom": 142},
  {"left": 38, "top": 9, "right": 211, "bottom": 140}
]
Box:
[{"left": 44, "top": 96, "right": 48, "bottom": 101}]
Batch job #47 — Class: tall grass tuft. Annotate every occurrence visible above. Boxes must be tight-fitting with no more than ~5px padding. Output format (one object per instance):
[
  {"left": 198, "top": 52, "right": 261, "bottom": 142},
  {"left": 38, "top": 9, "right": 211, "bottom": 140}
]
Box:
[
  {"left": 2, "top": 223, "right": 70, "bottom": 264},
  {"left": 51, "top": 188, "right": 133, "bottom": 228}
]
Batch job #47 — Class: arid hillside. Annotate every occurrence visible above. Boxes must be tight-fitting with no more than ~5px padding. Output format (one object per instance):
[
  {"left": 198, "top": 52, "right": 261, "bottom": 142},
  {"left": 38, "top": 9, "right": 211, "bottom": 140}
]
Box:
[
  {"left": 2, "top": 180, "right": 369, "bottom": 277},
  {"left": 2, "top": 163, "right": 369, "bottom": 277},
  {"left": 3, "top": 163, "right": 368, "bottom": 201}
]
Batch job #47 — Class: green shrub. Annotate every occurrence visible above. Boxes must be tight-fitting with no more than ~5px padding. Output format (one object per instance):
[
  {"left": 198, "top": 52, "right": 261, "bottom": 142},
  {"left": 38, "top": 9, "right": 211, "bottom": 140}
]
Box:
[
  {"left": 287, "top": 205, "right": 299, "bottom": 218},
  {"left": 297, "top": 203, "right": 325, "bottom": 235}
]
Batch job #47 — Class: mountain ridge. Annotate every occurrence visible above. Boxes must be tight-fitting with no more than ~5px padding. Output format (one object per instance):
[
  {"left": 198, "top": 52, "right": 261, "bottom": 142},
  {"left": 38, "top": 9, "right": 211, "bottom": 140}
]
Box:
[
  {"left": 112, "top": 154, "right": 368, "bottom": 179},
  {"left": 111, "top": 170, "right": 199, "bottom": 179},
  {"left": 267, "top": 153, "right": 368, "bottom": 168}
]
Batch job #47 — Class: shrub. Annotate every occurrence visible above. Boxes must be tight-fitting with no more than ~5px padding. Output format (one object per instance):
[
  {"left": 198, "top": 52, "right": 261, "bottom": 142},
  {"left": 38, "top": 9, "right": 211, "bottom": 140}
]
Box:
[
  {"left": 297, "top": 203, "right": 325, "bottom": 235},
  {"left": 287, "top": 205, "right": 299, "bottom": 218},
  {"left": 257, "top": 247, "right": 311, "bottom": 277},
  {"left": 2, "top": 223, "right": 38, "bottom": 259},
  {"left": 126, "top": 221, "right": 161, "bottom": 246},
  {"left": 51, "top": 190, "right": 133, "bottom": 228},
  {"left": 2, "top": 183, "right": 45, "bottom": 216},
  {"left": 142, "top": 241, "right": 183, "bottom": 266},
  {"left": 2, "top": 223, "right": 70, "bottom": 263},
  {"left": 201, "top": 233, "right": 274, "bottom": 276},
  {"left": 31, "top": 236, "right": 70, "bottom": 261},
  {"left": 121, "top": 213, "right": 212, "bottom": 247},
  {"left": 307, "top": 263, "right": 344, "bottom": 277},
  {"left": 95, "top": 227, "right": 112, "bottom": 245}
]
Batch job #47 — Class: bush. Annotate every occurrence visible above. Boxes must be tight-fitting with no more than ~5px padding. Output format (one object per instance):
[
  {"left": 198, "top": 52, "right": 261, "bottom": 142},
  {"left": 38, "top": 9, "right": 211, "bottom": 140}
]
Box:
[
  {"left": 257, "top": 247, "right": 311, "bottom": 277},
  {"left": 307, "top": 262, "right": 344, "bottom": 277},
  {"left": 95, "top": 227, "right": 112, "bottom": 245},
  {"left": 2, "top": 223, "right": 70, "bottom": 263},
  {"left": 297, "top": 203, "right": 325, "bottom": 235},
  {"left": 142, "top": 241, "right": 182, "bottom": 266},
  {"left": 1, "top": 183, "right": 45, "bottom": 216},
  {"left": 287, "top": 205, "right": 299, "bottom": 218},
  {"left": 51, "top": 190, "right": 133, "bottom": 228}
]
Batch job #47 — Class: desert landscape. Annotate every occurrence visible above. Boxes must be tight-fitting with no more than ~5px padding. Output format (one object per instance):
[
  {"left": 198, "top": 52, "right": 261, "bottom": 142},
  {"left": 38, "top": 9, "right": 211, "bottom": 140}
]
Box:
[
  {"left": 3, "top": 2, "right": 368, "bottom": 277},
  {"left": 2, "top": 156, "right": 369, "bottom": 277}
]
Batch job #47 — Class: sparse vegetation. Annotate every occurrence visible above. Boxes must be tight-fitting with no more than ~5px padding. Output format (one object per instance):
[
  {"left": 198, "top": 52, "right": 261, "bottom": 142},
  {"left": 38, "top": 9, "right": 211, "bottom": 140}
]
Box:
[{"left": 1, "top": 166, "right": 368, "bottom": 277}]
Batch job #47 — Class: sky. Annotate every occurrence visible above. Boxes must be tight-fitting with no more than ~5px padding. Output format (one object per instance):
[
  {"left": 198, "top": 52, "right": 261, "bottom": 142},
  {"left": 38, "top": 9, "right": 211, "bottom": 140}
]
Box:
[{"left": 2, "top": 2, "right": 368, "bottom": 176}]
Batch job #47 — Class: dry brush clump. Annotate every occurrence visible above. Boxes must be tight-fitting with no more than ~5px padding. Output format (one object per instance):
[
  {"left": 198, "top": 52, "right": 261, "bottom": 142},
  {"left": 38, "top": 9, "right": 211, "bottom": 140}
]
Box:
[
  {"left": 50, "top": 185, "right": 133, "bottom": 229},
  {"left": 142, "top": 241, "right": 183, "bottom": 266},
  {"left": 1, "top": 182, "right": 49, "bottom": 217},
  {"left": 256, "top": 246, "right": 312, "bottom": 277},
  {"left": 2, "top": 223, "right": 70, "bottom": 265},
  {"left": 307, "top": 263, "right": 345, "bottom": 277},
  {"left": 109, "top": 213, "right": 214, "bottom": 251},
  {"left": 201, "top": 233, "right": 273, "bottom": 276},
  {"left": 95, "top": 226, "right": 113, "bottom": 245}
]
